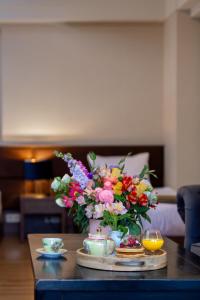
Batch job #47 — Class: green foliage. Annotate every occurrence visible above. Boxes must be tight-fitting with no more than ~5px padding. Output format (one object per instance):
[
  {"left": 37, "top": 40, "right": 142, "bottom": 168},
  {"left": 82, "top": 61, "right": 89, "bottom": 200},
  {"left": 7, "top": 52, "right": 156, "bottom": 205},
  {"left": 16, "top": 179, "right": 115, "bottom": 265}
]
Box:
[
  {"left": 73, "top": 204, "right": 89, "bottom": 232},
  {"left": 134, "top": 205, "right": 149, "bottom": 214},
  {"left": 139, "top": 165, "right": 158, "bottom": 179},
  {"left": 117, "top": 152, "right": 132, "bottom": 171},
  {"left": 114, "top": 194, "right": 125, "bottom": 202},
  {"left": 87, "top": 152, "right": 97, "bottom": 171},
  {"left": 142, "top": 213, "right": 151, "bottom": 223},
  {"left": 88, "top": 152, "right": 96, "bottom": 161},
  {"left": 128, "top": 223, "right": 141, "bottom": 236}
]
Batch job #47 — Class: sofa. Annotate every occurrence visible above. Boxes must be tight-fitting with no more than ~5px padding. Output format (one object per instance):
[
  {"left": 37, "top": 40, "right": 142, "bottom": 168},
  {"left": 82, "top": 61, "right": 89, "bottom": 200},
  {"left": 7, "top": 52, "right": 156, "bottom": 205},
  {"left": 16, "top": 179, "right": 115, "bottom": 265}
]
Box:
[{"left": 177, "top": 185, "right": 200, "bottom": 251}]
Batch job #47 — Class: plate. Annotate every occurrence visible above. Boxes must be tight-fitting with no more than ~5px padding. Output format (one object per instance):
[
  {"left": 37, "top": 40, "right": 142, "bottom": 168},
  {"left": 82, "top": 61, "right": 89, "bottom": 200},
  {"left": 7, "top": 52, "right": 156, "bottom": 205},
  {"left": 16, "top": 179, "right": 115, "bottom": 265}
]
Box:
[
  {"left": 116, "top": 247, "right": 144, "bottom": 253},
  {"left": 36, "top": 248, "right": 68, "bottom": 258}
]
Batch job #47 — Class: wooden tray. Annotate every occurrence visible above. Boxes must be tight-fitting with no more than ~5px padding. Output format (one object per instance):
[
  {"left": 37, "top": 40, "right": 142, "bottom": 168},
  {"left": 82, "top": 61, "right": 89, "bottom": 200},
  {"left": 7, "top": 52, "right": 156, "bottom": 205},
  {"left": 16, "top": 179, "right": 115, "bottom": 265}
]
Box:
[{"left": 76, "top": 248, "right": 167, "bottom": 272}]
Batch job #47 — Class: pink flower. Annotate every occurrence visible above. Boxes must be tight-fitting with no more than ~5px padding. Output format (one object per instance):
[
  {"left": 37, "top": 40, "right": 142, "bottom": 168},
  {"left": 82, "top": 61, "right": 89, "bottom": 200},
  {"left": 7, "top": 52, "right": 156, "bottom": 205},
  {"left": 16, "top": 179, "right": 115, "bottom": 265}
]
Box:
[
  {"left": 98, "top": 190, "right": 114, "bottom": 204},
  {"left": 86, "top": 180, "right": 94, "bottom": 189},
  {"left": 95, "top": 187, "right": 103, "bottom": 201},
  {"left": 103, "top": 180, "right": 113, "bottom": 190},
  {"left": 104, "top": 177, "right": 117, "bottom": 184},
  {"left": 63, "top": 196, "right": 74, "bottom": 208}
]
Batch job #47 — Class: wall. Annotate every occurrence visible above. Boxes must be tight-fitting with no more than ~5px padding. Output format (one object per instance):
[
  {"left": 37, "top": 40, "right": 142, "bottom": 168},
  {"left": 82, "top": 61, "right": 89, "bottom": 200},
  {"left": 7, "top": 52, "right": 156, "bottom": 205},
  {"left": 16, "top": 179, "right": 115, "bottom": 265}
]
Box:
[
  {"left": 163, "top": 13, "right": 178, "bottom": 187},
  {"left": 0, "top": 0, "right": 165, "bottom": 23},
  {"left": 177, "top": 12, "right": 200, "bottom": 186},
  {"left": 1, "top": 23, "right": 163, "bottom": 145},
  {"left": 163, "top": 11, "right": 200, "bottom": 188}
]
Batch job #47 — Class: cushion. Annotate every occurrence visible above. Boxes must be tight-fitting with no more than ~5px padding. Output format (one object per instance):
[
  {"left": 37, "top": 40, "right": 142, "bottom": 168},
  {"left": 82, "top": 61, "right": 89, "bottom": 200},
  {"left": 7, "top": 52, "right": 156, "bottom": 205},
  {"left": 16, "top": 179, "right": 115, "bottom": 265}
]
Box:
[{"left": 87, "top": 152, "right": 149, "bottom": 177}]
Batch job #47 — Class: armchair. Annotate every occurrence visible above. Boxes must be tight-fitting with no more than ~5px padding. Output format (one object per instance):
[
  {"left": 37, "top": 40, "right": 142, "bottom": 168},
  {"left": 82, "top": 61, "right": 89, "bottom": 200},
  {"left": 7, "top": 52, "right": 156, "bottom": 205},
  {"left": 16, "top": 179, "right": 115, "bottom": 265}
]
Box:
[{"left": 177, "top": 185, "right": 200, "bottom": 251}]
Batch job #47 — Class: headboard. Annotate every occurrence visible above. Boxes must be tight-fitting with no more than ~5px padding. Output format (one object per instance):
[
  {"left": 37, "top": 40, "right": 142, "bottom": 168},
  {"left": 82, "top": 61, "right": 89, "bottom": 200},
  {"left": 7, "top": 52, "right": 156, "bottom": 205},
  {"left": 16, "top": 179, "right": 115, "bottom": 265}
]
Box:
[{"left": 0, "top": 145, "right": 164, "bottom": 209}]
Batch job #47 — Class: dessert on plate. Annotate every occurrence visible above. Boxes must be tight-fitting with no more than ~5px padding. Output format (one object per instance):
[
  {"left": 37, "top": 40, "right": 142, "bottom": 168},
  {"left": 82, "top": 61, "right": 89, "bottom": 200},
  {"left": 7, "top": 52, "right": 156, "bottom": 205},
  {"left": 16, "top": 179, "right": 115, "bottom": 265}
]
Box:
[{"left": 116, "top": 236, "right": 145, "bottom": 258}]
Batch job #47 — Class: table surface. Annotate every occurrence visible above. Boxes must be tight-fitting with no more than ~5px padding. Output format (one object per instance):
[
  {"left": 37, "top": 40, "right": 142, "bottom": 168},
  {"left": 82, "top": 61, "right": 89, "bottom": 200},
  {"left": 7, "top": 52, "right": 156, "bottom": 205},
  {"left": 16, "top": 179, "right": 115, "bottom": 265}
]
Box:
[{"left": 28, "top": 234, "right": 200, "bottom": 292}]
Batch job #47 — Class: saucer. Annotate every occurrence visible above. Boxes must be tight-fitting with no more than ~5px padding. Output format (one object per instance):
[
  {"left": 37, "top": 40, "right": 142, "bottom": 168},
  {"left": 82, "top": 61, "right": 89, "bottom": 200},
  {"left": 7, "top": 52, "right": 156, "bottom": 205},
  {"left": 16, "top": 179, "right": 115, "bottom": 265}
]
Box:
[{"left": 36, "top": 248, "right": 68, "bottom": 258}]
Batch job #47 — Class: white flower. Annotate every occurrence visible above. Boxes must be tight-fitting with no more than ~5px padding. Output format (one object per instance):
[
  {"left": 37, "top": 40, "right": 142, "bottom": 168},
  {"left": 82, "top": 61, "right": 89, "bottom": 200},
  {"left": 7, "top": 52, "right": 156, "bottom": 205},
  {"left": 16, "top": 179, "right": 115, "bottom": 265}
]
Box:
[
  {"left": 85, "top": 204, "right": 94, "bottom": 219},
  {"left": 76, "top": 196, "right": 86, "bottom": 206},
  {"left": 93, "top": 204, "right": 105, "bottom": 219},
  {"left": 55, "top": 197, "right": 66, "bottom": 207},
  {"left": 112, "top": 202, "right": 127, "bottom": 215},
  {"left": 61, "top": 174, "right": 71, "bottom": 184},
  {"left": 51, "top": 177, "right": 61, "bottom": 191}
]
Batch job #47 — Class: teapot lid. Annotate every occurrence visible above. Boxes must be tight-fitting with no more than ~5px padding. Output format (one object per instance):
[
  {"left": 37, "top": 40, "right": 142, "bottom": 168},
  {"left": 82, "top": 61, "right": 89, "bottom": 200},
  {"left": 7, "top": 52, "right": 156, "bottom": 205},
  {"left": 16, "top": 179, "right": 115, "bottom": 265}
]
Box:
[{"left": 88, "top": 227, "right": 107, "bottom": 240}]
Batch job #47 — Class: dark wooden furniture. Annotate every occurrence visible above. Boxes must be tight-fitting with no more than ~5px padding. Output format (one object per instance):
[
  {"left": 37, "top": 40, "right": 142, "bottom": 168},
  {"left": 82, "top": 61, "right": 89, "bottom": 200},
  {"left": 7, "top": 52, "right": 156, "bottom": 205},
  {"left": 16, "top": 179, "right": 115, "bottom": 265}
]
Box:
[
  {"left": 20, "top": 195, "right": 67, "bottom": 241},
  {"left": 0, "top": 145, "right": 164, "bottom": 210},
  {"left": 29, "top": 234, "right": 200, "bottom": 300}
]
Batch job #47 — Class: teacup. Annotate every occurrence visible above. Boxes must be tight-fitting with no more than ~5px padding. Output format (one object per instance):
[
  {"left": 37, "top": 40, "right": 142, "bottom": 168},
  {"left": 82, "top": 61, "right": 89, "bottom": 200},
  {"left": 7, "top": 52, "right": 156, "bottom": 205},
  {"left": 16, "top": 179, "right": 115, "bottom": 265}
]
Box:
[{"left": 42, "top": 238, "right": 64, "bottom": 253}]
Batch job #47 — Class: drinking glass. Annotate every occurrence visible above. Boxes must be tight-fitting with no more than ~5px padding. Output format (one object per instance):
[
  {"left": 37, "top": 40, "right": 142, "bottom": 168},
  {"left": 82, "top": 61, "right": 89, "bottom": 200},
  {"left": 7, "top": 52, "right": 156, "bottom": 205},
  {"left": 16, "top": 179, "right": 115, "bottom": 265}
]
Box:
[{"left": 142, "top": 229, "right": 164, "bottom": 253}]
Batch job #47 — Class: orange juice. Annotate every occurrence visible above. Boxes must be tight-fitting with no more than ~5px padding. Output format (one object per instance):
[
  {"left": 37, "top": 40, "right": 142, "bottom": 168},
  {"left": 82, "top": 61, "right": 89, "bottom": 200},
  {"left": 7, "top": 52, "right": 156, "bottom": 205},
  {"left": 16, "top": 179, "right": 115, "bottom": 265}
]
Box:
[{"left": 142, "top": 239, "right": 164, "bottom": 251}]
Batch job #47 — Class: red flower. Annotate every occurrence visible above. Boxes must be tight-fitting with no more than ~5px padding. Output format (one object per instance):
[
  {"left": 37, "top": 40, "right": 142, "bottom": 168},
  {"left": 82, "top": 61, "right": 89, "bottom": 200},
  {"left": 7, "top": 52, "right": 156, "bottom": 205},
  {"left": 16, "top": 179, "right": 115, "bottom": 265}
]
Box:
[
  {"left": 69, "top": 181, "right": 83, "bottom": 200},
  {"left": 127, "top": 189, "right": 137, "bottom": 204},
  {"left": 122, "top": 176, "right": 133, "bottom": 191},
  {"left": 139, "top": 194, "right": 148, "bottom": 206}
]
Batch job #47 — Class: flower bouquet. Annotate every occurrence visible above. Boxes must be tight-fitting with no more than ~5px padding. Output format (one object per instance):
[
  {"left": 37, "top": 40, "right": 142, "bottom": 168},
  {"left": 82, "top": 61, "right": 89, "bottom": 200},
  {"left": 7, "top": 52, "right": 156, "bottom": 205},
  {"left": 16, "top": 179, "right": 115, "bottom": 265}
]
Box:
[{"left": 51, "top": 151, "right": 158, "bottom": 236}]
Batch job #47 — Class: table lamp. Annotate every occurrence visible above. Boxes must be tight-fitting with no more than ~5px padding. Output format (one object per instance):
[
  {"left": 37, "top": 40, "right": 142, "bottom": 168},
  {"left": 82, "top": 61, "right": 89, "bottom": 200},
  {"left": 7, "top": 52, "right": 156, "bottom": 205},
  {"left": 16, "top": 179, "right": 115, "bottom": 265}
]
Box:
[{"left": 24, "top": 158, "right": 52, "bottom": 195}]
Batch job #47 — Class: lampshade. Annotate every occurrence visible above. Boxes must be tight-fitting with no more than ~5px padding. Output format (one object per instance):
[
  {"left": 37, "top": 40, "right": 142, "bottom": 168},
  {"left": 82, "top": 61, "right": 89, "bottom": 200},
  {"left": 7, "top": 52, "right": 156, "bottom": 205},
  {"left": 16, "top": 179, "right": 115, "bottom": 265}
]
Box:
[{"left": 24, "top": 159, "right": 52, "bottom": 180}]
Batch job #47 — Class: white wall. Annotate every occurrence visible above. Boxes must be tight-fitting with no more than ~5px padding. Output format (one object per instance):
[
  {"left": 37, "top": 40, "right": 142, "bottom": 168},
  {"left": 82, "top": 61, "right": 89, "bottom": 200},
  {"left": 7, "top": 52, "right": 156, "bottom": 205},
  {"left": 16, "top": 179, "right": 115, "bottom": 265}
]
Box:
[
  {"left": 177, "top": 12, "right": 200, "bottom": 186},
  {"left": 1, "top": 23, "right": 163, "bottom": 145},
  {"left": 0, "top": 0, "right": 165, "bottom": 23},
  {"left": 163, "top": 11, "right": 200, "bottom": 188}
]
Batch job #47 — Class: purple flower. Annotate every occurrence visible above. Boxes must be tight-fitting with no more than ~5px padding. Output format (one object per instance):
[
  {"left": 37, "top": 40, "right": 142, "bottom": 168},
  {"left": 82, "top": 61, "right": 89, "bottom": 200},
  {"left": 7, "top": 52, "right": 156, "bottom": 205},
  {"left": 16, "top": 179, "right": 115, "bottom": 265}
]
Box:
[
  {"left": 88, "top": 172, "right": 93, "bottom": 179},
  {"left": 63, "top": 155, "right": 89, "bottom": 189}
]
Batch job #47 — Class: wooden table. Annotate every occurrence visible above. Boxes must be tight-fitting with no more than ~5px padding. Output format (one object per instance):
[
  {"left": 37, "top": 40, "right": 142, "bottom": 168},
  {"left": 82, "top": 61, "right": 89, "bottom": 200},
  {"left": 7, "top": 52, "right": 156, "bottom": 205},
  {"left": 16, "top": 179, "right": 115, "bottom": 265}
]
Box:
[{"left": 28, "top": 234, "right": 200, "bottom": 300}]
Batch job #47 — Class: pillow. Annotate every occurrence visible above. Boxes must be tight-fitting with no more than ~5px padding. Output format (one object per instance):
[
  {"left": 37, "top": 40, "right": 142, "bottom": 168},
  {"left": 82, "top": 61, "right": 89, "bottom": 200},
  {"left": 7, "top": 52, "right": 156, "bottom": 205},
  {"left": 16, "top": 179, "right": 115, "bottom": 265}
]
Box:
[{"left": 87, "top": 152, "right": 149, "bottom": 177}]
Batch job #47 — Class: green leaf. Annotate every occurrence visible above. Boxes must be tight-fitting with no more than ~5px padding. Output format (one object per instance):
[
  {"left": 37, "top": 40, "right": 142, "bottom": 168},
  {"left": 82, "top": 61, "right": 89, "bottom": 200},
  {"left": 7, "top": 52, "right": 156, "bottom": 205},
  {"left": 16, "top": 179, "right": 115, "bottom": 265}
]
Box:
[
  {"left": 139, "top": 164, "right": 149, "bottom": 179},
  {"left": 134, "top": 205, "right": 149, "bottom": 214},
  {"left": 128, "top": 223, "right": 141, "bottom": 236},
  {"left": 117, "top": 225, "right": 129, "bottom": 238},
  {"left": 148, "top": 170, "right": 158, "bottom": 178},
  {"left": 88, "top": 152, "right": 96, "bottom": 161},
  {"left": 141, "top": 213, "right": 151, "bottom": 223},
  {"left": 114, "top": 194, "right": 125, "bottom": 202},
  {"left": 118, "top": 152, "right": 132, "bottom": 168}
]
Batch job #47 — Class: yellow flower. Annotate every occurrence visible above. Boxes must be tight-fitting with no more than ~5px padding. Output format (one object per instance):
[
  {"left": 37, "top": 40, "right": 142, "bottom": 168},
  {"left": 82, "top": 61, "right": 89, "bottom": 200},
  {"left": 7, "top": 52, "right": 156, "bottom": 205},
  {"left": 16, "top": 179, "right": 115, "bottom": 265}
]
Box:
[
  {"left": 113, "top": 182, "right": 123, "bottom": 195},
  {"left": 111, "top": 168, "right": 121, "bottom": 178},
  {"left": 136, "top": 182, "right": 148, "bottom": 196}
]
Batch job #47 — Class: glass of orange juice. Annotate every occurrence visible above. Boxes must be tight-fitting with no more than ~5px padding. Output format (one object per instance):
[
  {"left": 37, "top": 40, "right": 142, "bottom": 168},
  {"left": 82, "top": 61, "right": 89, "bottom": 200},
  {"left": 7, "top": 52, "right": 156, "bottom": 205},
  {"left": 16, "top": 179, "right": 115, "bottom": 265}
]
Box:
[{"left": 142, "top": 229, "right": 164, "bottom": 253}]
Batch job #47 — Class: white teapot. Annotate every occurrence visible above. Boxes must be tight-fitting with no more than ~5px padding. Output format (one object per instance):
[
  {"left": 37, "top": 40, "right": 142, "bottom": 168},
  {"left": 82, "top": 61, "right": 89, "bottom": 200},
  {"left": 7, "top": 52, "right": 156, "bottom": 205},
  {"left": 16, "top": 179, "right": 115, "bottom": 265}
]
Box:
[{"left": 83, "top": 227, "right": 115, "bottom": 256}]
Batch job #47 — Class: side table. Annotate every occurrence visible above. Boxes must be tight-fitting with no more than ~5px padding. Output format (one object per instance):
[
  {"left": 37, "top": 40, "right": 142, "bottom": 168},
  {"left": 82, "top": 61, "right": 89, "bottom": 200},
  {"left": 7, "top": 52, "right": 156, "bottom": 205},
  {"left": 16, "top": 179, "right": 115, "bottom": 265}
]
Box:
[{"left": 20, "top": 194, "right": 67, "bottom": 241}]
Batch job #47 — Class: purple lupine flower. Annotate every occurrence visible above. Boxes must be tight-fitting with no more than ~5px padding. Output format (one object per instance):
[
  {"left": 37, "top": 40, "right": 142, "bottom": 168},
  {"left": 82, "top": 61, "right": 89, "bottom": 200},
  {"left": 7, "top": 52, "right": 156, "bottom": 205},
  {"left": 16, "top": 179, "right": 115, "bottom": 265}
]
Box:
[{"left": 62, "top": 154, "right": 89, "bottom": 189}]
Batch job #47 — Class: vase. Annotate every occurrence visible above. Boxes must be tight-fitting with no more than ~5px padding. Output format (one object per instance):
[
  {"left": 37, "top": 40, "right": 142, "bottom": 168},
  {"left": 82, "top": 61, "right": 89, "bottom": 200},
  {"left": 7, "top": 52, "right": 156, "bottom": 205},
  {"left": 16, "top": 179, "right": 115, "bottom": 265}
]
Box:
[
  {"left": 109, "top": 230, "right": 124, "bottom": 247},
  {"left": 89, "top": 219, "right": 111, "bottom": 236}
]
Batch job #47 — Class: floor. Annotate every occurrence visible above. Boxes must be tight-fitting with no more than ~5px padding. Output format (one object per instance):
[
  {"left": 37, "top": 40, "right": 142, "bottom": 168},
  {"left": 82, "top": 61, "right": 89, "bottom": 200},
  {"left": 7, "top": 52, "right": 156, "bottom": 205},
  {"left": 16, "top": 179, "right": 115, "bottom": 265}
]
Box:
[{"left": 0, "top": 236, "right": 34, "bottom": 300}]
